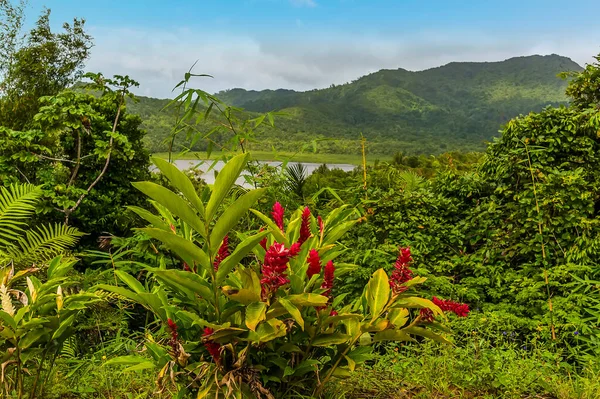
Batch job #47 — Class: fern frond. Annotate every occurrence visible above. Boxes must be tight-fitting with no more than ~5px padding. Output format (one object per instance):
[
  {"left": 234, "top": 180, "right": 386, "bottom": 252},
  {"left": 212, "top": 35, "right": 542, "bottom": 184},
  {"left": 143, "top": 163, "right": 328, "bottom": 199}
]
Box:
[
  {"left": 3, "top": 223, "right": 84, "bottom": 267},
  {"left": 0, "top": 184, "right": 44, "bottom": 246}
]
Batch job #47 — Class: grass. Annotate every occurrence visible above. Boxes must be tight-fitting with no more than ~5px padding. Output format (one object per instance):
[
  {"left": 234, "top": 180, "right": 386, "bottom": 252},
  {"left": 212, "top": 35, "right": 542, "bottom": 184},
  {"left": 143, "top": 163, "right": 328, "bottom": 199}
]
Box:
[
  {"left": 334, "top": 342, "right": 600, "bottom": 399},
  {"left": 153, "top": 150, "right": 389, "bottom": 165}
]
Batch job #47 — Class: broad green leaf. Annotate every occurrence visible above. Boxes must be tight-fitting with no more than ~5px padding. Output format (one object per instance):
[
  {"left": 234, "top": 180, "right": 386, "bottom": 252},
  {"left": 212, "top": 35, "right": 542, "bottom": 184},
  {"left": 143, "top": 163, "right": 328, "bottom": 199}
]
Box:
[
  {"left": 388, "top": 308, "right": 409, "bottom": 327},
  {"left": 312, "top": 332, "right": 352, "bottom": 346},
  {"left": 20, "top": 328, "right": 46, "bottom": 348},
  {"left": 224, "top": 288, "right": 261, "bottom": 305},
  {"left": 205, "top": 153, "right": 249, "bottom": 223},
  {"left": 0, "top": 311, "right": 16, "bottom": 331},
  {"left": 278, "top": 298, "right": 304, "bottom": 330},
  {"left": 253, "top": 318, "right": 287, "bottom": 343},
  {"left": 245, "top": 302, "right": 267, "bottom": 331},
  {"left": 141, "top": 228, "right": 211, "bottom": 273},
  {"left": 394, "top": 297, "right": 443, "bottom": 316},
  {"left": 150, "top": 269, "right": 213, "bottom": 300},
  {"left": 126, "top": 206, "right": 171, "bottom": 231},
  {"left": 104, "top": 355, "right": 150, "bottom": 366},
  {"left": 210, "top": 188, "right": 265, "bottom": 254},
  {"left": 249, "top": 209, "right": 289, "bottom": 245},
  {"left": 115, "top": 270, "right": 146, "bottom": 294},
  {"left": 216, "top": 230, "right": 269, "bottom": 284},
  {"left": 403, "top": 326, "right": 452, "bottom": 345},
  {"left": 124, "top": 361, "right": 156, "bottom": 372},
  {"left": 93, "top": 284, "right": 143, "bottom": 303},
  {"left": 323, "top": 220, "right": 357, "bottom": 245},
  {"left": 132, "top": 182, "right": 206, "bottom": 237},
  {"left": 210, "top": 327, "right": 245, "bottom": 343},
  {"left": 373, "top": 329, "right": 414, "bottom": 342},
  {"left": 332, "top": 366, "right": 351, "bottom": 378},
  {"left": 51, "top": 313, "right": 76, "bottom": 341},
  {"left": 152, "top": 157, "right": 205, "bottom": 215},
  {"left": 287, "top": 293, "right": 329, "bottom": 307},
  {"left": 366, "top": 268, "right": 390, "bottom": 322}
]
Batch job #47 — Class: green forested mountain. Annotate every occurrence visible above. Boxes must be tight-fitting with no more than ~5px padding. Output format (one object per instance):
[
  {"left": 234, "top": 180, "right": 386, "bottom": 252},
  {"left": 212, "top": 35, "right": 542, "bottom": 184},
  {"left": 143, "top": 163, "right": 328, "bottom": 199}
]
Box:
[{"left": 131, "top": 54, "right": 582, "bottom": 155}]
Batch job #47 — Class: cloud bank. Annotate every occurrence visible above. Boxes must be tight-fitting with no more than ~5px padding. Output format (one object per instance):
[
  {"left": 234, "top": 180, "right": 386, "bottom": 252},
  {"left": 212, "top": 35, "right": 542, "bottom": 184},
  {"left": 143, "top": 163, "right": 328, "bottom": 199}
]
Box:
[{"left": 85, "top": 26, "right": 599, "bottom": 98}]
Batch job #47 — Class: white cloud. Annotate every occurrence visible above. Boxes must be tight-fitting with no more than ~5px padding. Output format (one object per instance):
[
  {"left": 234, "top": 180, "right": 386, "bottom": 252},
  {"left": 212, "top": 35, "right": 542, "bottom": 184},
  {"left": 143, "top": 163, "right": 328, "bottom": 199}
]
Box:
[
  {"left": 84, "top": 26, "right": 599, "bottom": 99},
  {"left": 290, "top": 0, "right": 317, "bottom": 7}
]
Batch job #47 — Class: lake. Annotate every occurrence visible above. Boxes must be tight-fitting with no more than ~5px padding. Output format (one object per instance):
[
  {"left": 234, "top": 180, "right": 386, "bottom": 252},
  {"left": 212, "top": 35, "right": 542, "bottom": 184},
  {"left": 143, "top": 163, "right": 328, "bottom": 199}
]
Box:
[{"left": 170, "top": 159, "right": 356, "bottom": 186}]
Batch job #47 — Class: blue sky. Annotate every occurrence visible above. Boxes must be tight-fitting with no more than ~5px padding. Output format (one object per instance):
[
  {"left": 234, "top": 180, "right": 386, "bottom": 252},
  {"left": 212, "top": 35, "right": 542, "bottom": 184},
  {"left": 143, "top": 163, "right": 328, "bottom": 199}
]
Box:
[{"left": 25, "top": 0, "right": 600, "bottom": 97}]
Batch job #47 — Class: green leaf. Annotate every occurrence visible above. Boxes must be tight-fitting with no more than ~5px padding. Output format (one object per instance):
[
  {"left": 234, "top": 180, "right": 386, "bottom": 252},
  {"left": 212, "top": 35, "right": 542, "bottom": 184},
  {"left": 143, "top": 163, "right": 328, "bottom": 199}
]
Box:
[
  {"left": 93, "top": 284, "right": 143, "bottom": 303},
  {"left": 126, "top": 206, "right": 171, "bottom": 231},
  {"left": 403, "top": 326, "right": 452, "bottom": 345},
  {"left": 115, "top": 270, "right": 146, "bottom": 294},
  {"left": 388, "top": 308, "right": 409, "bottom": 328},
  {"left": 132, "top": 182, "right": 206, "bottom": 237},
  {"left": 366, "top": 268, "right": 390, "bottom": 322},
  {"left": 323, "top": 220, "right": 357, "bottom": 246},
  {"left": 373, "top": 329, "right": 414, "bottom": 342},
  {"left": 151, "top": 157, "right": 205, "bottom": 215},
  {"left": 20, "top": 328, "right": 46, "bottom": 349},
  {"left": 0, "top": 311, "right": 16, "bottom": 331},
  {"left": 104, "top": 355, "right": 150, "bottom": 367},
  {"left": 287, "top": 293, "right": 329, "bottom": 307},
  {"left": 210, "top": 188, "right": 265, "bottom": 254},
  {"left": 245, "top": 302, "right": 267, "bottom": 331},
  {"left": 224, "top": 288, "right": 261, "bottom": 305},
  {"left": 150, "top": 269, "right": 213, "bottom": 300},
  {"left": 205, "top": 153, "right": 249, "bottom": 223},
  {"left": 51, "top": 313, "right": 76, "bottom": 341},
  {"left": 124, "top": 361, "right": 156, "bottom": 372},
  {"left": 312, "top": 332, "right": 352, "bottom": 346},
  {"left": 278, "top": 298, "right": 304, "bottom": 330},
  {"left": 141, "top": 228, "right": 211, "bottom": 273},
  {"left": 249, "top": 209, "right": 289, "bottom": 245},
  {"left": 216, "top": 230, "right": 269, "bottom": 284}
]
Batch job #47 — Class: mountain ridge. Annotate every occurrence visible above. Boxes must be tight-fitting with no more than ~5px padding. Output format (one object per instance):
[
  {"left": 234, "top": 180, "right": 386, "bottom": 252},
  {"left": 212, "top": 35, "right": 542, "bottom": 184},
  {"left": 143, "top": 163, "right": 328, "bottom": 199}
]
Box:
[{"left": 131, "top": 54, "right": 583, "bottom": 155}]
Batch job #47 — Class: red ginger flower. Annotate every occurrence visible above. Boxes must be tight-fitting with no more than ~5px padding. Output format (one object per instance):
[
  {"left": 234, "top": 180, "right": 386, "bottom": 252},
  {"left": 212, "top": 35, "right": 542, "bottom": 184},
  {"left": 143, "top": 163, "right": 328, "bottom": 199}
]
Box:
[
  {"left": 321, "top": 260, "right": 335, "bottom": 297},
  {"left": 203, "top": 327, "right": 221, "bottom": 363},
  {"left": 317, "top": 215, "right": 324, "bottom": 235},
  {"left": 259, "top": 227, "right": 267, "bottom": 250},
  {"left": 213, "top": 235, "right": 230, "bottom": 271},
  {"left": 390, "top": 247, "right": 414, "bottom": 294},
  {"left": 298, "top": 207, "right": 312, "bottom": 245},
  {"left": 261, "top": 242, "right": 297, "bottom": 298},
  {"left": 306, "top": 249, "right": 322, "bottom": 279},
  {"left": 420, "top": 297, "right": 470, "bottom": 322},
  {"left": 167, "top": 318, "right": 180, "bottom": 356},
  {"left": 289, "top": 242, "right": 301, "bottom": 257},
  {"left": 271, "top": 202, "right": 285, "bottom": 231}
]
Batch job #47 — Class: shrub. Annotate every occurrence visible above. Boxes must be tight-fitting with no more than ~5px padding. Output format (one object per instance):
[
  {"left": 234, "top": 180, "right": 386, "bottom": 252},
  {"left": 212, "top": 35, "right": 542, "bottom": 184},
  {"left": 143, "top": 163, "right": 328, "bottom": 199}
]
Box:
[{"left": 99, "top": 154, "right": 466, "bottom": 398}]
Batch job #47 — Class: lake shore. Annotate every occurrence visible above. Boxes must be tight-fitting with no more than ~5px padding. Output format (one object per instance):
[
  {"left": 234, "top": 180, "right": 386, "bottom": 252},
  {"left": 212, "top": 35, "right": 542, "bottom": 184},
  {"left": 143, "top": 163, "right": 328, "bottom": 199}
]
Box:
[{"left": 152, "top": 150, "right": 388, "bottom": 165}]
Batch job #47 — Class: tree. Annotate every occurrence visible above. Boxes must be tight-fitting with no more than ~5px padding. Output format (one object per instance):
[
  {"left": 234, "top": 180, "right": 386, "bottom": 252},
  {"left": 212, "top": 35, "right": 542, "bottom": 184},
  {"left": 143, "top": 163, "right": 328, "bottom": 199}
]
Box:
[
  {"left": 0, "top": 4, "right": 93, "bottom": 130},
  {"left": 0, "top": 74, "right": 151, "bottom": 242}
]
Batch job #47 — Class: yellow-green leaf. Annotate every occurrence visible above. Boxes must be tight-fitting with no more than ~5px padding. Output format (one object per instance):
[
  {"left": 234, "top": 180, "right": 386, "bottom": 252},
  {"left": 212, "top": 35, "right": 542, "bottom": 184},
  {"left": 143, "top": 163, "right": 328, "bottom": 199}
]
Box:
[
  {"left": 245, "top": 302, "right": 267, "bottom": 331},
  {"left": 366, "top": 268, "right": 389, "bottom": 322}
]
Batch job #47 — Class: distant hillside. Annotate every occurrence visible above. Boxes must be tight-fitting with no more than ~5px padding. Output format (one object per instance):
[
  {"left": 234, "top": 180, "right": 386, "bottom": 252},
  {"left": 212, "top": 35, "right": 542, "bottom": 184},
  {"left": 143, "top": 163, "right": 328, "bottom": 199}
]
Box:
[{"left": 130, "top": 54, "right": 582, "bottom": 155}]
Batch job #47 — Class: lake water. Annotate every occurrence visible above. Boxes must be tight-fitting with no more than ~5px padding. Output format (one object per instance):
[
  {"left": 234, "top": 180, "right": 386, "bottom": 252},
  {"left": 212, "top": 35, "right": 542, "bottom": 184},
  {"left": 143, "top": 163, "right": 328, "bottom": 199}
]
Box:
[{"left": 171, "top": 159, "right": 356, "bottom": 186}]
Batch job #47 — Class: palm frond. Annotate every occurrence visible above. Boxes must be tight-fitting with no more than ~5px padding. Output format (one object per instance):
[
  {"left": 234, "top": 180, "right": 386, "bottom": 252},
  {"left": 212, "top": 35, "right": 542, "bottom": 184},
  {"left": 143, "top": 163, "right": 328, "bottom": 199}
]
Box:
[
  {"left": 285, "top": 163, "right": 307, "bottom": 198},
  {"left": 2, "top": 223, "right": 84, "bottom": 267},
  {"left": 0, "top": 184, "right": 43, "bottom": 245}
]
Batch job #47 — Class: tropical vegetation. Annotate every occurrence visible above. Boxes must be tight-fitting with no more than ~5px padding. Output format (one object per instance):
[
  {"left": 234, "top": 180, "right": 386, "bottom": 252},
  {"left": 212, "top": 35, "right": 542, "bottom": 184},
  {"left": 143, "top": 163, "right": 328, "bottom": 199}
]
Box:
[{"left": 1, "top": 1, "right": 600, "bottom": 398}]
